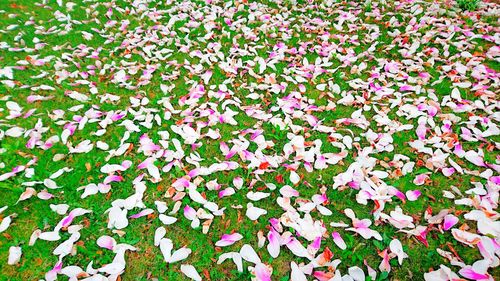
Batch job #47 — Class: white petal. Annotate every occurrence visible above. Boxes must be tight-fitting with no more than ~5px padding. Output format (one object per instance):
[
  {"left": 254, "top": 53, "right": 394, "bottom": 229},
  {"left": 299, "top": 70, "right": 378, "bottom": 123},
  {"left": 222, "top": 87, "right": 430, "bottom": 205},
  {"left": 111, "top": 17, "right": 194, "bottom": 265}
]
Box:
[
  {"left": 181, "top": 264, "right": 202, "bottom": 281},
  {"left": 169, "top": 247, "right": 192, "bottom": 263},
  {"left": 240, "top": 244, "right": 261, "bottom": 264},
  {"left": 7, "top": 246, "right": 22, "bottom": 265}
]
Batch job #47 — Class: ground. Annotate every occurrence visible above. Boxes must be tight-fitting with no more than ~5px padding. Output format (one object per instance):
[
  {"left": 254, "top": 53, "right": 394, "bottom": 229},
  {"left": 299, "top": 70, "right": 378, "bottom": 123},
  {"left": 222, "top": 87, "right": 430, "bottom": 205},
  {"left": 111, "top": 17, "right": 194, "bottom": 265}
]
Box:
[{"left": 0, "top": 0, "right": 499, "bottom": 280}]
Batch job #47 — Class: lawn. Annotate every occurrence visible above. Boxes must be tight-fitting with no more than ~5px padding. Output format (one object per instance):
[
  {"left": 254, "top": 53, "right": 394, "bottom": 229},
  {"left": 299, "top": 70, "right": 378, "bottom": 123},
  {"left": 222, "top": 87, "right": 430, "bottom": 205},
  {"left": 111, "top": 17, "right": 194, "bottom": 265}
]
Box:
[{"left": 0, "top": 0, "right": 499, "bottom": 280}]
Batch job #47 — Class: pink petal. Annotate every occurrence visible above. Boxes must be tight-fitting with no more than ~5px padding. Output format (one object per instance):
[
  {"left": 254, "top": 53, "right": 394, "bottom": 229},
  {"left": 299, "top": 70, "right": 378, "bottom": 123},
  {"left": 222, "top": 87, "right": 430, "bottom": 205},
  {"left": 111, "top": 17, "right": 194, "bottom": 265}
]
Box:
[
  {"left": 405, "top": 190, "right": 421, "bottom": 201},
  {"left": 60, "top": 212, "right": 75, "bottom": 228},
  {"left": 129, "top": 208, "right": 154, "bottom": 219},
  {"left": 416, "top": 123, "right": 427, "bottom": 140},
  {"left": 97, "top": 235, "right": 116, "bottom": 250},
  {"left": 280, "top": 185, "right": 299, "bottom": 197},
  {"left": 254, "top": 263, "right": 272, "bottom": 281},
  {"left": 183, "top": 206, "right": 197, "bottom": 220},
  {"left": 459, "top": 268, "right": 490, "bottom": 280},
  {"left": 267, "top": 229, "right": 280, "bottom": 258},
  {"left": 378, "top": 249, "right": 391, "bottom": 273},
  {"left": 442, "top": 167, "right": 456, "bottom": 177},
  {"left": 218, "top": 188, "right": 235, "bottom": 198},
  {"left": 332, "top": 232, "right": 347, "bottom": 250},
  {"left": 413, "top": 174, "right": 428, "bottom": 186},
  {"left": 233, "top": 177, "right": 243, "bottom": 189},
  {"left": 37, "top": 190, "right": 54, "bottom": 200},
  {"left": 443, "top": 214, "right": 459, "bottom": 231},
  {"left": 215, "top": 233, "right": 243, "bottom": 247},
  {"left": 309, "top": 236, "right": 321, "bottom": 251}
]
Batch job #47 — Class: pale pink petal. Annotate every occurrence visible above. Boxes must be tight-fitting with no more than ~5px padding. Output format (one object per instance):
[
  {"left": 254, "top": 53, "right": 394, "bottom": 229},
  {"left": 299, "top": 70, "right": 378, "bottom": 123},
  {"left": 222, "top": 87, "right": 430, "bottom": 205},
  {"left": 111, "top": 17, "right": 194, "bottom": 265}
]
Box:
[
  {"left": 267, "top": 229, "right": 280, "bottom": 258},
  {"left": 215, "top": 233, "right": 243, "bottom": 247},
  {"left": 413, "top": 174, "right": 428, "bottom": 186},
  {"left": 97, "top": 235, "right": 116, "bottom": 250},
  {"left": 406, "top": 190, "right": 422, "bottom": 201},
  {"left": 332, "top": 232, "right": 347, "bottom": 250},
  {"left": 254, "top": 263, "right": 272, "bottom": 281}
]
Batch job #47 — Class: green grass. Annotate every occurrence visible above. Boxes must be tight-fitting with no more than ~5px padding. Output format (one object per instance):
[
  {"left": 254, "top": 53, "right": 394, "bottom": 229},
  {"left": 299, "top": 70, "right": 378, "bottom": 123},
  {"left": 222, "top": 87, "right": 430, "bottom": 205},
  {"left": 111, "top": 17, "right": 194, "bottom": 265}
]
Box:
[{"left": 0, "top": 0, "right": 499, "bottom": 280}]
